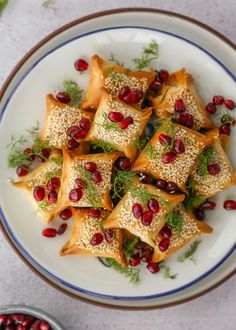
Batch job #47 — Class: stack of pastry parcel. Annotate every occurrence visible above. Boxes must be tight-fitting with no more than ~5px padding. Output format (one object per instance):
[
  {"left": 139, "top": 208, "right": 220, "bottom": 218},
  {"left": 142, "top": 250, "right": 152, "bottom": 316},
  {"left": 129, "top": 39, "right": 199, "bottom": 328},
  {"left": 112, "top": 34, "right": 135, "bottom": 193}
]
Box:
[{"left": 14, "top": 56, "right": 235, "bottom": 270}]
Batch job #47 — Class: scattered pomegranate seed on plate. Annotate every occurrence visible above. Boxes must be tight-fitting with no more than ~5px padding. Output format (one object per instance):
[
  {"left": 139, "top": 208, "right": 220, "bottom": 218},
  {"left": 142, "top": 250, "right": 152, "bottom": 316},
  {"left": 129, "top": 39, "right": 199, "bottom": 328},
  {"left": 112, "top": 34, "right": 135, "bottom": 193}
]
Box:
[
  {"left": 206, "top": 102, "right": 216, "bottom": 114},
  {"left": 212, "top": 95, "right": 224, "bottom": 105},
  {"left": 59, "top": 208, "right": 72, "bottom": 220},
  {"left": 224, "top": 99, "right": 235, "bottom": 110},
  {"left": 16, "top": 165, "right": 28, "bottom": 177},
  {"left": 147, "top": 262, "right": 160, "bottom": 273},
  {"left": 58, "top": 223, "right": 67, "bottom": 236},
  {"left": 74, "top": 58, "right": 88, "bottom": 71},
  {"left": 219, "top": 123, "right": 231, "bottom": 135},
  {"left": 24, "top": 148, "right": 35, "bottom": 161},
  {"left": 223, "top": 200, "right": 236, "bottom": 210},
  {"left": 42, "top": 228, "right": 57, "bottom": 238},
  {"left": 201, "top": 200, "right": 216, "bottom": 210}
]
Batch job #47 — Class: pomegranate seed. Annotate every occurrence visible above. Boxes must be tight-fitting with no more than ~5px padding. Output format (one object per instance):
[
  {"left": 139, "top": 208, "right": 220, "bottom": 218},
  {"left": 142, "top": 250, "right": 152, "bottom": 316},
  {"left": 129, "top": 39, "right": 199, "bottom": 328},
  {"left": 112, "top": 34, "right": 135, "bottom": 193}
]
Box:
[
  {"left": 206, "top": 103, "right": 216, "bottom": 114},
  {"left": 185, "top": 113, "right": 194, "bottom": 128},
  {"left": 201, "top": 200, "right": 217, "bottom": 210},
  {"left": 56, "top": 92, "right": 71, "bottom": 103},
  {"left": 75, "top": 178, "right": 86, "bottom": 189},
  {"left": 58, "top": 223, "right": 67, "bottom": 236},
  {"left": 148, "top": 198, "right": 160, "bottom": 214},
  {"left": 0, "top": 315, "right": 8, "bottom": 326},
  {"left": 69, "top": 188, "right": 83, "bottom": 202},
  {"left": 162, "top": 151, "right": 177, "bottom": 164},
  {"left": 47, "top": 177, "right": 60, "bottom": 190},
  {"left": 5, "top": 325, "right": 15, "bottom": 330},
  {"left": 120, "top": 116, "right": 134, "bottom": 129},
  {"left": 159, "top": 133, "right": 172, "bottom": 145},
  {"left": 59, "top": 208, "right": 72, "bottom": 220},
  {"left": 33, "top": 186, "right": 45, "bottom": 201},
  {"left": 16, "top": 165, "right": 28, "bottom": 176},
  {"left": 92, "top": 170, "right": 103, "bottom": 183},
  {"left": 90, "top": 232, "right": 103, "bottom": 246},
  {"left": 174, "top": 138, "right": 185, "bottom": 154},
  {"left": 66, "top": 125, "right": 80, "bottom": 137},
  {"left": 74, "top": 58, "right": 88, "bottom": 71},
  {"left": 174, "top": 113, "right": 188, "bottom": 125},
  {"left": 208, "top": 163, "right": 220, "bottom": 175},
  {"left": 67, "top": 139, "right": 80, "bottom": 150},
  {"left": 159, "top": 224, "right": 172, "bottom": 238},
  {"left": 18, "top": 325, "right": 27, "bottom": 330},
  {"left": 147, "top": 262, "right": 160, "bottom": 273},
  {"left": 193, "top": 207, "right": 205, "bottom": 220},
  {"left": 166, "top": 182, "right": 179, "bottom": 194},
  {"left": 132, "top": 203, "right": 143, "bottom": 218},
  {"left": 108, "top": 111, "right": 124, "bottom": 122},
  {"left": 47, "top": 190, "right": 57, "bottom": 204},
  {"left": 104, "top": 229, "right": 114, "bottom": 243},
  {"left": 42, "top": 228, "right": 57, "bottom": 238},
  {"left": 88, "top": 208, "right": 101, "bottom": 218},
  {"left": 220, "top": 123, "right": 231, "bottom": 135},
  {"left": 118, "top": 86, "right": 131, "bottom": 101},
  {"left": 141, "top": 247, "right": 152, "bottom": 263},
  {"left": 30, "top": 319, "right": 41, "bottom": 330},
  {"left": 224, "top": 99, "right": 235, "bottom": 110},
  {"left": 135, "top": 241, "right": 147, "bottom": 250},
  {"left": 22, "top": 317, "right": 34, "bottom": 327},
  {"left": 150, "top": 79, "right": 161, "bottom": 93},
  {"left": 12, "top": 314, "right": 25, "bottom": 325},
  {"left": 24, "top": 148, "right": 36, "bottom": 161},
  {"left": 41, "top": 148, "right": 51, "bottom": 159},
  {"left": 213, "top": 95, "right": 224, "bottom": 105},
  {"left": 71, "top": 128, "right": 88, "bottom": 139},
  {"left": 156, "top": 179, "right": 167, "bottom": 190},
  {"left": 85, "top": 162, "right": 97, "bottom": 172},
  {"left": 141, "top": 211, "right": 153, "bottom": 226},
  {"left": 140, "top": 174, "right": 153, "bottom": 184},
  {"left": 158, "top": 69, "right": 169, "bottom": 82},
  {"left": 223, "top": 200, "right": 236, "bottom": 210},
  {"left": 123, "top": 90, "right": 143, "bottom": 104},
  {"left": 158, "top": 237, "right": 170, "bottom": 251},
  {"left": 79, "top": 117, "right": 91, "bottom": 130},
  {"left": 174, "top": 99, "right": 186, "bottom": 112},
  {"left": 116, "top": 157, "right": 132, "bottom": 170},
  {"left": 129, "top": 253, "right": 141, "bottom": 267}
]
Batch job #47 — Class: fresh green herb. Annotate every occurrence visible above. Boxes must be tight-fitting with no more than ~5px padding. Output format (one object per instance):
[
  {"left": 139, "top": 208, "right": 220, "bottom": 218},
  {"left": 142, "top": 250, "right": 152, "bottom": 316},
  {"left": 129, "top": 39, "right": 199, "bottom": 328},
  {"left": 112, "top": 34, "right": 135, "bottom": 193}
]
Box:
[
  {"left": 123, "top": 237, "right": 139, "bottom": 259},
  {"left": 96, "top": 113, "right": 122, "bottom": 132},
  {"left": 219, "top": 111, "right": 233, "bottom": 125},
  {"left": 7, "top": 123, "right": 50, "bottom": 168},
  {"left": 52, "top": 155, "right": 63, "bottom": 166},
  {"left": 37, "top": 201, "right": 50, "bottom": 213},
  {"left": 130, "top": 185, "right": 168, "bottom": 207},
  {"left": 42, "top": 0, "right": 55, "bottom": 8},
  {"left": 45, "top": 167, "right": 62, "bottom": 181},
  {"left": 160, "top": 264, "right": 177, "bottom": 280},
  {"left": 184, "top": 178, "right": 205, "bottom": 210},
  {"left": 177, "top": 240, "right": 202, "bottom": 263},
  {"left": 104, "top": 258, "right": 140, "bottom": 284},
  {"left": 135, "top": 135, "right": 151, "bottom": 150},
  {"left": 63, "top": 79, "right": 83, "bottom": 107},
  {"left": 0, "top": 0, "right": 8, "bottom": 15},
  {"left": 78, "top": 165, "right": 102, "bottom": 208},
  {"left": 165, "top": 212, "right": 184, "bottom": 235},
  {"left": 107, "top": 53, "right": 124, "bottom": 66},
  {"left": 90, "top": 140, "right": 117, "bottom": 153},
  {"left": 197, "top": 146, "right": 215, "bottom": 176},
  {"left": 112, "top": 170, "right": 137, "bottom": 200},
  {"left": 133, "top": 40, "right": 159, "bottom": 71},
  {"left": 145, "top": 143, "right": 159, "bottom": 159},
  {"left": 106, "top": 68, "right": 127, "bottom": 85}
]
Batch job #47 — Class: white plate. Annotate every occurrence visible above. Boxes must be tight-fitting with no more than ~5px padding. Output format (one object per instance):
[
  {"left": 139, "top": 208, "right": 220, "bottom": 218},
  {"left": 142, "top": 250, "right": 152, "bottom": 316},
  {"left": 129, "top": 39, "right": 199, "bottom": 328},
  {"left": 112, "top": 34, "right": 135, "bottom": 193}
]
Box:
[{"left": 0, "top": 9, "right": 235, "bottom": 308}]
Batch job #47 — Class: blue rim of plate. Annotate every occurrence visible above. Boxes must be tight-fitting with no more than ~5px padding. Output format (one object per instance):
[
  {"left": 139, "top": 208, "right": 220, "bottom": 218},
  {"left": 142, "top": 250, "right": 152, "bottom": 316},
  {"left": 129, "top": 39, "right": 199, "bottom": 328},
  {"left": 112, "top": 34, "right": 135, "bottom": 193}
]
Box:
[{"left": 0, "top": 26, "right": 235, "bottom": 301}]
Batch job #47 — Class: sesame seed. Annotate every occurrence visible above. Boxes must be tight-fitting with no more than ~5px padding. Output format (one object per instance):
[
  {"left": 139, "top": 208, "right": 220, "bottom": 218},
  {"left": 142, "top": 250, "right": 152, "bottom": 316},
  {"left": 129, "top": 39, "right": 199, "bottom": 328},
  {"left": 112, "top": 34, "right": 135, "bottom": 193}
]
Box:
[{"left": 104, "top": 74, "right": 148, "bottom": 96}]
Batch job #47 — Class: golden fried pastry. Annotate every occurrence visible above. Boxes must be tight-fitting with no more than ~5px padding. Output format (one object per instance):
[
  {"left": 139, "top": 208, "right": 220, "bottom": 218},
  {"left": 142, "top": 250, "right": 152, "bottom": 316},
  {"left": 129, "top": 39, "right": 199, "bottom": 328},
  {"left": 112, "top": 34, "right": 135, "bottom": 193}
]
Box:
[
  {"left": 152, "top": 204, "right": 212, "bottom": 263},
  {"left": 81, "top": 54, "right": 155, "bottom": 110},
  {"left": 190, "top": 130, "right": 235, "bottom": 198},
  {"left": 13, "top": 151, "right": 63, "bottom": 224},
  {"left": 56, "top": 148, "right": 121, "bottom": 212},
  {"left": 103, "top": 179, "right": 185, "bottom": 247},
  {"left": 132, "top": 121, "right": 213, "bottom": 192},
  {"left": 86, "top": 90, "right": 152, "bottom": 160},
  {"left": 60, "top": 209, "right": 127, "bottom": 267},
  {"left": 152, "top": 68, "right": 214, "bottom": 131},
  {"left": 40, "top": 94, "right": 94, "bottom": 149}
]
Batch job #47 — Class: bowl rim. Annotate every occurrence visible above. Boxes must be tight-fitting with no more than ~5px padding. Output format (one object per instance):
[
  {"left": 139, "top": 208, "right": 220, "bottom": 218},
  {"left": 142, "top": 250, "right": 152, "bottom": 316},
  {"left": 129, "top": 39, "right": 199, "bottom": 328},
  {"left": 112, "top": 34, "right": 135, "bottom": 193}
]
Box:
[
  {"left": 0, "top": 7, "right": 235, "bottom": 310},
  {"left": 0, "top": 304, "right": 65, "bottom": 329}
]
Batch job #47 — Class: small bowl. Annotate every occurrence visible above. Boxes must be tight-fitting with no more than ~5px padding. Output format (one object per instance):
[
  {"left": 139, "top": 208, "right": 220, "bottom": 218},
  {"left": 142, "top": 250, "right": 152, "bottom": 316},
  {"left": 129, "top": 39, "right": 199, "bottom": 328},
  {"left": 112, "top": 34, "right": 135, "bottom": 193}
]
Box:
[{"left": 0, "top": 305, "right": 65, "bottom": 329}]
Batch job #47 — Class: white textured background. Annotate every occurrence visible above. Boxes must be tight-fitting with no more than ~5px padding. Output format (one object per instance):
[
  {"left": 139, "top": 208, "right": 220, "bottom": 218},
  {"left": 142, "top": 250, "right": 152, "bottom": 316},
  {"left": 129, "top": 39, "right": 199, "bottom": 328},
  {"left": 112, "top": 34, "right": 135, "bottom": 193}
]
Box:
[{"left": 0, "top": 1, "right": 235, "bottom": 329}]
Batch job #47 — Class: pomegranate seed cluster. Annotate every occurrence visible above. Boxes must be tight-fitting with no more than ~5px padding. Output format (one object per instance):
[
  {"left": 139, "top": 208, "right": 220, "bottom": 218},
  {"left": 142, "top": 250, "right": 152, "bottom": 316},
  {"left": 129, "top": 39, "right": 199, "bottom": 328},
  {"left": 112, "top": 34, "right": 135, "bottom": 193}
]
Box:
[
  {"left": 0, "top": 313, "right": 52, "bottom": 330},
  {"left": 45, "top": 105, "right": 91, "bottom": 148}
]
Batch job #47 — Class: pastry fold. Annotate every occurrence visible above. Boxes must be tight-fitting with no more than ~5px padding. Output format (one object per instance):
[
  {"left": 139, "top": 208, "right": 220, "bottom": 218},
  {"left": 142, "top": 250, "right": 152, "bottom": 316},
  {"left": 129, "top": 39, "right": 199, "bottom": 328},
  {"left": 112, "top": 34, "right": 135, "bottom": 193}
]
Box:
[
  {"left": 86, "top": 90, "right": 152, "bottom": 160},
  {"left": 81, "top": 54, "right": 155, "bottom": 110},
  {"left": 60, "top": 209, "right": 127, "bottom": 267},
  {"left": 151, "top": 68, "right": 214, "bottom": 131}
]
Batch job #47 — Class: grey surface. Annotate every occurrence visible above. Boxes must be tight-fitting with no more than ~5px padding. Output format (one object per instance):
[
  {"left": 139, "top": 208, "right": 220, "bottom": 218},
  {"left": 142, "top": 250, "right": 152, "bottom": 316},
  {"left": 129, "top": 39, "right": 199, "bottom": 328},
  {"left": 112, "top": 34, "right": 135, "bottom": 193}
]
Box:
[{"left": 0, "top": 1, "right": 235, "bottom": 329}]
